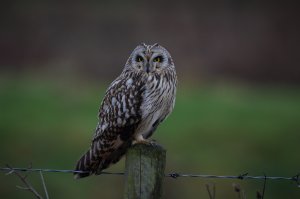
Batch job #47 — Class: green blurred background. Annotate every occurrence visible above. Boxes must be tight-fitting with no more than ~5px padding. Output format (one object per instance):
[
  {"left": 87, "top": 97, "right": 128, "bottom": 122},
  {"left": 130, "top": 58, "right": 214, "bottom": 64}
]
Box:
[{"left": 1, "top": 1, "right": 299, "bottom": 198}]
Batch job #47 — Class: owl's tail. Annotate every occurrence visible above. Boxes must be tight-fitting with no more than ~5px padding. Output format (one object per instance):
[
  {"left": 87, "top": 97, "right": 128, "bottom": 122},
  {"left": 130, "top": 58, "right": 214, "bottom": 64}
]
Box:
[
  {"left": 74, "top": 148, "right": 100, "bottom": 179},
  {"left": 74, "top": 141, "right": 132, "bottom": 179}
]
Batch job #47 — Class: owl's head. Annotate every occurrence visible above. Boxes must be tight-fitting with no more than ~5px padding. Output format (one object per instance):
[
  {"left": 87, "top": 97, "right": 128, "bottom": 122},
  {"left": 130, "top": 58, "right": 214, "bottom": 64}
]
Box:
[{"left": 125, "top": 43, "right": 174, "bottom": 74}]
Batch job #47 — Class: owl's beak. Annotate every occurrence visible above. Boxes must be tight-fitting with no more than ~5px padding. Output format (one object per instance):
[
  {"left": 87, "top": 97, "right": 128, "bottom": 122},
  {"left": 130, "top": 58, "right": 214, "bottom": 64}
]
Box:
[{"left": 144, "top": 62, "right": 151, "bottom": 73}]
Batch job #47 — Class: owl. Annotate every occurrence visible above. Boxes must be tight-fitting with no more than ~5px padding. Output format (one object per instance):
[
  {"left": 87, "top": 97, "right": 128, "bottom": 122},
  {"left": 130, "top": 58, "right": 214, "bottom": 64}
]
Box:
[{"left": 74, "top": 43, "right": 177, "bottom": 179}]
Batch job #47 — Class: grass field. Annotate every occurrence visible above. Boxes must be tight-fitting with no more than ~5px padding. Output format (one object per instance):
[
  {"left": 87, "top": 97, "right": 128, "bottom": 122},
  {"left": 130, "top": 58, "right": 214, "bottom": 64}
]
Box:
[{"left": 0, "top": 75, "right": 299, "bottom": 198}]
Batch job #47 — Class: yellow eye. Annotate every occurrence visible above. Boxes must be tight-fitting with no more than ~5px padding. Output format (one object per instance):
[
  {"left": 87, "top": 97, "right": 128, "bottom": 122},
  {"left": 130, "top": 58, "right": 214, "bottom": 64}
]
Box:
[
  {"left": 136, "top": 55, "right": 143, "bottom": 62},
  {"left": 153, "top": 56, "right": 162, "bottom": 62}
]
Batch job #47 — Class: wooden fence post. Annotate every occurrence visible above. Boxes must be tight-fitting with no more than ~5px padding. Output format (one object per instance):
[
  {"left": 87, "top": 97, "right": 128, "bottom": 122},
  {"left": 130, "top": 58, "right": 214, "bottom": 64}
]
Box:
[{"left": 124, "top": 143, "right": 166, "bottom": 199}]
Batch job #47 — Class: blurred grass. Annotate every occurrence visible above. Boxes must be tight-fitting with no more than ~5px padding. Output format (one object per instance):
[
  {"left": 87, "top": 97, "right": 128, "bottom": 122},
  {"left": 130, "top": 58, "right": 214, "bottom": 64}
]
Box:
[{"left": 0, "top": 75, "right": 300, "bottom": 198}]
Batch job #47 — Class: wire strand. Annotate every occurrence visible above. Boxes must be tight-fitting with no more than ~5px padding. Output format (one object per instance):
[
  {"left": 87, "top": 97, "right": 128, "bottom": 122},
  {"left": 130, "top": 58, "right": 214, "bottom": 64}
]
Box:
[
  {"left": 0, "top": 167, "right": 123, "bottom": 175},
  {"left": 1, "top": 167, "right": 299, "bottom": 185}
]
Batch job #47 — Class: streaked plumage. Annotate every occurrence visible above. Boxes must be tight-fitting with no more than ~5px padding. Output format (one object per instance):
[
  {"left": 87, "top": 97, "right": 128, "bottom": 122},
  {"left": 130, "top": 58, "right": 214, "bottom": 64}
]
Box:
[{"left": 74, "top": 43, "right": 177, "bottom": 179}]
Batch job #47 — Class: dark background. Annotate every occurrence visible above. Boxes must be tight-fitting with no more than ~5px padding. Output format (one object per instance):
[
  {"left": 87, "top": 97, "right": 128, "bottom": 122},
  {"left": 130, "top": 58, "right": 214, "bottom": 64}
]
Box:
[
  {"left": 1, "top": 1, "right": 299, "bottom": 198},
  {"left": 1, "top": 1, "right": 299, "bottom": 83}
]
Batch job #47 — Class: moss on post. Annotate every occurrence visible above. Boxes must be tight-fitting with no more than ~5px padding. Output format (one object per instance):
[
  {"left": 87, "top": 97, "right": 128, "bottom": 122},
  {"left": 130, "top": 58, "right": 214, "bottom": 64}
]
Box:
[{"left": 124, "top": 143, "right": 166, "bottom": 199}]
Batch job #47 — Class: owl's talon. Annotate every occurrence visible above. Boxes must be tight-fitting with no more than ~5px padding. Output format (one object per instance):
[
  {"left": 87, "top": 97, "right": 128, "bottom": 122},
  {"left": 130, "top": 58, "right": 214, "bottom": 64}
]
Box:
[
  {"left": 133, "top": 139, "right": 152, "bottom": 145},
  {"left": 133, "top": 136, "right": 156, "bottom": 145},
  {"left": 148, "top": 139, "right": 157, "bottom": 146}
]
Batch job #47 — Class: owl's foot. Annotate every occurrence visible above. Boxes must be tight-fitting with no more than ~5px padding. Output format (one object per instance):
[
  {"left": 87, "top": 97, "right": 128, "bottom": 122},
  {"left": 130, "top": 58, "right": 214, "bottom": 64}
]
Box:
[{"left": 133, "top": 135, "right": 156, "bottom": 145}]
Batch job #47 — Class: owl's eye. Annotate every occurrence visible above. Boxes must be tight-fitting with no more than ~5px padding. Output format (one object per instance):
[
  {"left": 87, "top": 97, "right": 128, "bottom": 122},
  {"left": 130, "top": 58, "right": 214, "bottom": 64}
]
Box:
[
  {"left": 135, "top": 55, "right": 144, "bottom": 62},
  {"left": 153, "top": 56, "right": 163, "bottom": 62}
]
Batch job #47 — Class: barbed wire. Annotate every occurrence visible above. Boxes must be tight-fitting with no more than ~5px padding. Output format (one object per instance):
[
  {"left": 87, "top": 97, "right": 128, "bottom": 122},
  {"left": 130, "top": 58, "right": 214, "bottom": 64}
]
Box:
[
  {"left": 0, "top": 167, "right": 123, "bottom": 175},
  {"left": 1, "top": 167, "right": 299, "bottom": 186}
]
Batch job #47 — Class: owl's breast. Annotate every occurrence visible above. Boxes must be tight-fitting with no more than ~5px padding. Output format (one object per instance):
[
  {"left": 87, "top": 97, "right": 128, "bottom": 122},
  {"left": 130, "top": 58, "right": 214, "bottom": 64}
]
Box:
[{"left": 135, "top": 73, "right": 176, "bottom": 138}]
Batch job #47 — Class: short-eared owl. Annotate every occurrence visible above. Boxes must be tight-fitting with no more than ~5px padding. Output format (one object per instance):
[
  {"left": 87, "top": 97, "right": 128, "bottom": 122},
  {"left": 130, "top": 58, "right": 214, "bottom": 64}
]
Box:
[{"left": 74, "top": 43, "right": 177, "bottom": 179}]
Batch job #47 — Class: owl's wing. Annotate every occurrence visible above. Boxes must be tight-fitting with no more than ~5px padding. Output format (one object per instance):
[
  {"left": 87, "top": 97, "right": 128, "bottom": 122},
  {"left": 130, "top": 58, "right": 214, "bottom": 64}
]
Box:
[
  {"left": 74, "top": 75, "right": 144, "bottom": 178},
  {"left": 93, "top": 75, "right": 144, "bottom": 141}
]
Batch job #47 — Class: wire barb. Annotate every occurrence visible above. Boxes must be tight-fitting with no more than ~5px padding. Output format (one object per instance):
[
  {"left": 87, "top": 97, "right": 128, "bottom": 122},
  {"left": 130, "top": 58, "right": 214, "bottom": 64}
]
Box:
[
  {"left": 168, "top": 172, "right": 180, "bottom": 179},
  {"left": 238, "top": 173, "right": 248, "bottom": 180},
  {"left": 292, "top": 173, "right": 300, "bottom": 188}
]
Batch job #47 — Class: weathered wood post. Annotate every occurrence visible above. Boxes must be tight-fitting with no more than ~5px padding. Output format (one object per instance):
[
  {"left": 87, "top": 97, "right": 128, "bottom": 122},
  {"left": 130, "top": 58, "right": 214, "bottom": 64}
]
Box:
[{"left": 124, "top": 143, "right": 166, "bottom": 199}]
